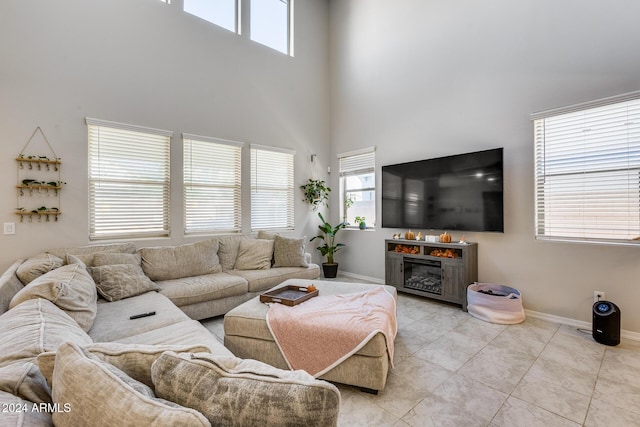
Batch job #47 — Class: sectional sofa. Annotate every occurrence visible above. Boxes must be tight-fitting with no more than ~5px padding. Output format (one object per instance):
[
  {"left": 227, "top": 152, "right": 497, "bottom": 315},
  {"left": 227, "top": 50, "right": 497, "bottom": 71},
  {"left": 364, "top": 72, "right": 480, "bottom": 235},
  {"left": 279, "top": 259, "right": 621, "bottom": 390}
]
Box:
[{"left": 0, "top": 234, "right": 340, "bottom": 426}]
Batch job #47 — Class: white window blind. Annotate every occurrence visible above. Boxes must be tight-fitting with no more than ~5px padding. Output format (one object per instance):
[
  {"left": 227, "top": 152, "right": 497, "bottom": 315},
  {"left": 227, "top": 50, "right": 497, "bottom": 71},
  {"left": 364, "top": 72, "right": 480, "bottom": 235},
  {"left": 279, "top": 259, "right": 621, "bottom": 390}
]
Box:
[
  {"left": 533, "top": 92, "right": 640, "bottom": 244},
  {"left": 338, "top": 147, "right": 376, "bottom": 227},
  {"left": 87, "top": 118, "right": 172, "bottom": 240},
  {"left": 183, "top": 134, "right": 242, "bottom": 234},
  {"left": 250, "top": 145, "right": 294, "bottom": 230}
]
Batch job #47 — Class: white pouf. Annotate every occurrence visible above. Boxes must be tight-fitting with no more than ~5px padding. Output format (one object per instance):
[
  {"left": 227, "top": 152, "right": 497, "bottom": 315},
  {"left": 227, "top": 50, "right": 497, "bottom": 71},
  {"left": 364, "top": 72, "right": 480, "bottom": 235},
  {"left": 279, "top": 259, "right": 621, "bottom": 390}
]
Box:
[{"left": 467, "top": 282, "right": 525, "bottom": 325}]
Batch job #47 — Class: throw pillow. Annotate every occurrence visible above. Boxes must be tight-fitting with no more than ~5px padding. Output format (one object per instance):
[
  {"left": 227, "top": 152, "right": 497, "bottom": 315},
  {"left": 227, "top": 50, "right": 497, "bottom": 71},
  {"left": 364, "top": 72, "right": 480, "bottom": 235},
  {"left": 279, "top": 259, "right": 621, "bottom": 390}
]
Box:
[
  {"left": 0, "top": 360, "right": 51, "bottom": 404},
  {"left": 0, "top": 298, "right": 92, "bottom": 368},
  {"left": 9, "top": 263, "right": 98, "bottom": 332},
  {"left": 0, "top": 390, "right": 53, "bottom": 426},
  {"left": 16, "top": 253, "right": 64, "bottom": 285},
  {"left": 152, "top": 352, "right": 340, "bottom": 427},
  {"left": 89, "top": 264, "right": 159, "bottom": 302},
  {"left": 50, "top": 342, "right": 211, "bottom": 427},
  {"left": 140, "top": 240, "right": 222, "bottom": 281},
  {"left": 234, "top": 239, "right": 274, "bottom": 270},
  {"left": 37, "top": 342, "right": 210, "bottom": 388},
  {"left": 273, "top": 235, "right": 309, "bottom": 268}
]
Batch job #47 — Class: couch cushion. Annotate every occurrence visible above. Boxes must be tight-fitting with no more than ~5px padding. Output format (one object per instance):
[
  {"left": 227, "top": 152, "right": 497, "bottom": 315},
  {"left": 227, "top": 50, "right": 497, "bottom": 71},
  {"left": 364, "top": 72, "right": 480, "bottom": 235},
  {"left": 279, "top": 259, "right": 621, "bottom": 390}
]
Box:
[
  {"left": 93, "top": 252, "right": 142, "bottom": 266},
  {"left": 0, "top": 390, "right": 53, "bottom": 426},
  {"left": 10, "top": 263, "right": 98, "bottom": 332},
  {"left": 89, "top": 264, "right": 160, "bottom": 302},
  {"left": 273, "top": 235, "right": 309, "bottom": 268},
  {"left": 16, "top": 253, "right": 64, "bottom": 285},
  {"left": 155, "top": 272, "right": 247, "bottom": 307},
  {"left": 140, "top": 240, "right": 222, "bottom": 281},
  {"left": 50, "top": 342, "right": 211, "bottom": 427},
  {"left": 228, "top": 264, "right": 320, "bottom": 293},
  {"left": 152, "top": 351, "right": 340, "bottom": 427},
  {"left": 217, "top": 235, "right": 248, "bottom": 271},
  {"left": 234, "top": 238, "right": 274, "bottom": 270},
  {"left": 88, "top": 291, "right": 189, "bottom": 342},
  {"left": 0, "top": 259, "right": 27, "bottom": 316},
  {"left": 0, "top": 360, "right": 51, "bottom": 404},
  {"left": 37, "top": 342, "right": 210, "bottom": 389},
  {"left": 0, "top": 298, "right": 92, "bottom": 368},
  {"left": 47, "top": 242, "right": 137, "bottom": 262}
]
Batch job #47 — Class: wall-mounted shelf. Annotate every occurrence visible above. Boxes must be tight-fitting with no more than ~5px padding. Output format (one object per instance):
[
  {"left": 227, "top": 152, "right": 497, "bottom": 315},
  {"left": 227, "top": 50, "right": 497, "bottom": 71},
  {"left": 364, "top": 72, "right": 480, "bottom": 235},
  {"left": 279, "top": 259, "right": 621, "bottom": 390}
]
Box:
[
  {"left": 15, "top": 210, "right": 61, "bottom": 222},
  {"left": 15, "top": 127, "right": 63, "bottom": 224}
]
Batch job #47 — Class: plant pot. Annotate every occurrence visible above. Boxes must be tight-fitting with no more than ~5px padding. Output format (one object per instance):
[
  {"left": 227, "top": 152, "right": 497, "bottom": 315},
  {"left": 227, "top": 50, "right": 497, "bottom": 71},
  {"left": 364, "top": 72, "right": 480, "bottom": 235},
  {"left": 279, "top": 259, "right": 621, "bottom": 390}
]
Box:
[
  {"left": 322, "top": 263, "right": 339, "bottom": 278},
  {"left": 359, "top": 222, "right": 367, "bottom": 230}
]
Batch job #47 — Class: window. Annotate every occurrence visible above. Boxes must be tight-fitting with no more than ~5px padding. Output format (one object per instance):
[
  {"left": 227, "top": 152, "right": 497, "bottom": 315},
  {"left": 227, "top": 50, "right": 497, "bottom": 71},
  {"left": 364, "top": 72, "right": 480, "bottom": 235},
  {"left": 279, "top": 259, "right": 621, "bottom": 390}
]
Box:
[
  {"left": 250, "top": 0, "right": 292, "bottom": 55},
  {"left": 339, "top": 147, "right": 376, "bottom": 228},
  {"left": 183, "top": 134, "right": 242, "bottom": 234},
  {"left": 533, "top": 92, "right": 640, "bottom": 244},
  {"left": 250, "top": 145, "right": 294, "bottom": 230},
  {"left": 87, "top": 118, "right": 172, "bottom": 240},
  {"left": 184, "top": 0, "right": 238, "bottom": 33}
]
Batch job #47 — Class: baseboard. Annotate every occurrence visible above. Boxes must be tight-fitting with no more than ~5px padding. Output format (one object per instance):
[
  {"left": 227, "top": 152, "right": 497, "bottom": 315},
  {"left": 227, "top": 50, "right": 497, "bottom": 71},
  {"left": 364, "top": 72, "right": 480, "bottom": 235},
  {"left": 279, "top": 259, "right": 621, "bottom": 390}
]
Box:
[
  {"left": 340, "top": 271, "right": 640, "bottom": 342},
  {"left": 338, "top": 271, "right": 385, "bottom": 285},
  {"left": 525, "top": 309, "right": 640, "bottom": 342}
]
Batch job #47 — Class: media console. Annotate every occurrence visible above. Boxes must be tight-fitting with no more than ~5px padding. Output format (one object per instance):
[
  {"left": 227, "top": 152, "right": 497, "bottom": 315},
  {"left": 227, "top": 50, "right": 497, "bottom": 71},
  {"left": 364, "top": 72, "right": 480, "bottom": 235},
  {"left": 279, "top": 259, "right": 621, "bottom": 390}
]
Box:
[{"left": 384, "top": 239, "right": 478, "bottom": 311}]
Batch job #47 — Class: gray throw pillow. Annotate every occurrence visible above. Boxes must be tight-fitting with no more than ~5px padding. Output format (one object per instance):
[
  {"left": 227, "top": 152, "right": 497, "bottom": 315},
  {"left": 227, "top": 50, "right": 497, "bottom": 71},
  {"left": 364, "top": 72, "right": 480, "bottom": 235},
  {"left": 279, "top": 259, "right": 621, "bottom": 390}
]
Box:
[
  {"left": 273, "top": 235, "right": 309, "bottom": 268},
  {"left": 16, "top": 253, "right": 64, "bottom": 285},
  {"left": 89, "top": 264, "right": 159, "bottom": 302}
]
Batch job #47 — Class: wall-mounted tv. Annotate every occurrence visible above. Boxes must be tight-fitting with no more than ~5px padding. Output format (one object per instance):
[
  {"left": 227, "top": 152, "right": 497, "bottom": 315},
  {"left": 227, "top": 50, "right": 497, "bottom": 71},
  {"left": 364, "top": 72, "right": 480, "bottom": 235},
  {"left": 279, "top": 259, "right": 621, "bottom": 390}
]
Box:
[{"left": 382, "top": 148, "right": 504, "bottom": 232}]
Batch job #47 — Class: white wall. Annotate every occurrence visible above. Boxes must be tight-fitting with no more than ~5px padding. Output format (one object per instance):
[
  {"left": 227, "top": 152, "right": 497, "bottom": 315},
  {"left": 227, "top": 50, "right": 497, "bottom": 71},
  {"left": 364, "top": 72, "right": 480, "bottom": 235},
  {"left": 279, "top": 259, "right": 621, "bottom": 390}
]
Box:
[
  {"left": 329, "top": 0, "right": 640, "bottom": 332},
  {"left": 0, "top": 0, "right": 330, "bottom": 269}
]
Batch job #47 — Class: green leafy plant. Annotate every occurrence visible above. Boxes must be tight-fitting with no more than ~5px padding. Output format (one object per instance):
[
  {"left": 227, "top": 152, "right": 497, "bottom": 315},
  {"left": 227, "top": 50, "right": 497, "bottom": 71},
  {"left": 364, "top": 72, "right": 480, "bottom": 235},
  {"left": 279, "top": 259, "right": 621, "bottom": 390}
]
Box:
[
  {"left": 310, "top": 212, "right": 346, "bottom": 264},
  {"left": 300, "top": 179, "right": 331, "bottom": 211}
]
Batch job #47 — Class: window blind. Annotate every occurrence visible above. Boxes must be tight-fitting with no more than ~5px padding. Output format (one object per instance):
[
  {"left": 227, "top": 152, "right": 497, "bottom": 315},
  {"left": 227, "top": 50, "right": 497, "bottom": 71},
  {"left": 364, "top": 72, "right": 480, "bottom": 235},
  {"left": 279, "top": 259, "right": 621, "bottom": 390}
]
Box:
[
  {"left": 183, "top": 134, "right": 242, "bottom": 234},
  {"left": 533, "top": 94, "right": 640, "bottom": 243},
  {"left": 250, "top": 145, "right": 295, "bottom": 230},
  {"left": 87, "top": 118, "right": 172, "bottom": 240},
  {"left": 338, "top": 147, "right": 376, "bottom": 227}
]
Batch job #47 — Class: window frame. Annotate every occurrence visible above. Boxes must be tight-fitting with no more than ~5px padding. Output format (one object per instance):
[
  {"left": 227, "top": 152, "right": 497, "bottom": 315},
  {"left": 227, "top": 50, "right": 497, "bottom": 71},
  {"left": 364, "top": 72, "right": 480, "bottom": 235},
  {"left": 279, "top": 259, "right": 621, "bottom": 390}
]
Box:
[
  {"left": 338, "top": 147, "right": 376, "bottom": 229},
  {"left": 249, "top": 0, "right": 294, "bottom": 56},
  {"left": 183, "top": 0, "right": 240, "bottom": 34},
  {"left": 532, "top": 91, "right": 640, "bottom": 245},
  {"left": 183, "top": 133, "right": 243, "bottom": 235},
  {"left": 86, "top": 118, "right": 172, "bottom": 241},
  {"left": 250, "top": 144, "right": 295, "bottom": 231}
]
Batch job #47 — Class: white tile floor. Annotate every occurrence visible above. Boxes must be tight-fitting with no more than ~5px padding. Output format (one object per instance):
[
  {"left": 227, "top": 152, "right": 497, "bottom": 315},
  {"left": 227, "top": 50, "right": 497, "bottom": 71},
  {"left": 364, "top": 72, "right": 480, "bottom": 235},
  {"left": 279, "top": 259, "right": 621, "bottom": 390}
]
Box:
[{"left": 202, "top": 283, "right": 640, "bottom": 427}]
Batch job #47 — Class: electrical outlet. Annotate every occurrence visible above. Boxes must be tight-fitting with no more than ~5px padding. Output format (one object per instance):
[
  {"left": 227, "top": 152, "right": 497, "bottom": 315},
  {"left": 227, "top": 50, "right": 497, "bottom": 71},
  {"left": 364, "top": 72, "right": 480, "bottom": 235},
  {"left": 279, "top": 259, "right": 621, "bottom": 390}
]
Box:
[
  {"left": 594, "top": 291, "right": 605, "bottom": 304},
  {"left": 3, "top": 222, "right": 15, "bottom": 235}
]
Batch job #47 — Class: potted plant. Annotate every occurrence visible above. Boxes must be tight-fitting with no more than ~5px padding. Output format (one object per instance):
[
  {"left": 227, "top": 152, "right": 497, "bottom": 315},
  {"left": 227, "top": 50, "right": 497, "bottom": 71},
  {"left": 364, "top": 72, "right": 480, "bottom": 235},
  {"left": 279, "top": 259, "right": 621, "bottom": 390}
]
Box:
[
  {"left": 310, "top": 212, "right": 346, "bottom": 278},
  {"left": 300, "top": 179, "right": 331, "bottom": 211},
  {"left": 354, "top": 216, "right": 367, "bottom": 230},
  {"left": 343, "top": 194, "right": 355, "bottom": 224}
]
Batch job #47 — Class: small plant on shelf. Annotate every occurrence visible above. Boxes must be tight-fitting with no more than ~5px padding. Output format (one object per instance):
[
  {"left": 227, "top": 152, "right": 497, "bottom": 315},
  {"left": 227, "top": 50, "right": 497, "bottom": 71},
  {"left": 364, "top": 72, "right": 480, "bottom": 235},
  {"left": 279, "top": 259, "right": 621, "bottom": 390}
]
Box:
[{"left": 354, "top": 216, "right": 367, "bottom": 230}]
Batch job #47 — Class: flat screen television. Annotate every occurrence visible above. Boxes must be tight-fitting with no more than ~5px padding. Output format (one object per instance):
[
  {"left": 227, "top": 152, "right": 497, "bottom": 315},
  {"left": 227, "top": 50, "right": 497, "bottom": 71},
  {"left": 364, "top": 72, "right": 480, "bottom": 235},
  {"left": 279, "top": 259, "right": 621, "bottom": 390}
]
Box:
[{"left": 382, "top": 148, "right": 504, "bottom": 232}]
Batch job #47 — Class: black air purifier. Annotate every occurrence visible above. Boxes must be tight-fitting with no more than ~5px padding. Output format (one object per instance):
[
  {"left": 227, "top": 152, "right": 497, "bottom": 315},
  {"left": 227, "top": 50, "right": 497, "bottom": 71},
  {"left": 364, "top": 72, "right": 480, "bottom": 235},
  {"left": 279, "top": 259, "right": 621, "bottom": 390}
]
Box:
[{"left": 592, "top": 301, "right": 620, "bottom": 346}]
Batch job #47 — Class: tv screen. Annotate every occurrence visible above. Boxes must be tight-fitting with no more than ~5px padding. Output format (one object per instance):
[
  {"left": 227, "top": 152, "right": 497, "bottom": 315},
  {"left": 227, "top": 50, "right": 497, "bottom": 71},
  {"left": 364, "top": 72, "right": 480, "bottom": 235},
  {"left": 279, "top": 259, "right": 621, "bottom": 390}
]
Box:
[{"left": 382, "top": 148, "right": 504, "bottom": 232}]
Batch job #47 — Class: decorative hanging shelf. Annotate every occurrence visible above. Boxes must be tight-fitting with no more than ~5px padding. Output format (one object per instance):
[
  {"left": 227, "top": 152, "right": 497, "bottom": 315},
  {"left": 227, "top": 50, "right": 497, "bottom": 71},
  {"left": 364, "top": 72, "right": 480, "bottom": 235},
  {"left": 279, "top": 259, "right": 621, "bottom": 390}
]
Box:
[{"left": 15, "top": 127, "right": 63, "bottom": 224}]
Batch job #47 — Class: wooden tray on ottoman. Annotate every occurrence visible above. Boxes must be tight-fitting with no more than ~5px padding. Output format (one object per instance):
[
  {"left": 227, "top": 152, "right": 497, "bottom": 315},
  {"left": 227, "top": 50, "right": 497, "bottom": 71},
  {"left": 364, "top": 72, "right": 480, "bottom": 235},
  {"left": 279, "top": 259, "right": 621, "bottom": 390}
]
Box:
[{"left": 260, "top": 285, "right": 319, "bottom": 306}]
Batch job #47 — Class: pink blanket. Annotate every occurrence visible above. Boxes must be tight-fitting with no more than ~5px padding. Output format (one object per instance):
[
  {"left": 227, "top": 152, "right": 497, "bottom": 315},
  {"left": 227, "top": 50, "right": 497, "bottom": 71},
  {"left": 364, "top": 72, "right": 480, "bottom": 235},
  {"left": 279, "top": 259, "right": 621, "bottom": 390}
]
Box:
[{"left": 266, "top": 287, "right": 397, "bottom": 377}]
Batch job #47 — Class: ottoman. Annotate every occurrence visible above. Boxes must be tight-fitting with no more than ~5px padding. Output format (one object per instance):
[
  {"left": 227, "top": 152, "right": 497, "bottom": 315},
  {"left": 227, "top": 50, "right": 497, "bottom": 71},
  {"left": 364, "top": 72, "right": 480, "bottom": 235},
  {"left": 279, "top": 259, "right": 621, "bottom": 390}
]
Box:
[{"left": 224, "top": 279, "right": 397, "bottom": 392}]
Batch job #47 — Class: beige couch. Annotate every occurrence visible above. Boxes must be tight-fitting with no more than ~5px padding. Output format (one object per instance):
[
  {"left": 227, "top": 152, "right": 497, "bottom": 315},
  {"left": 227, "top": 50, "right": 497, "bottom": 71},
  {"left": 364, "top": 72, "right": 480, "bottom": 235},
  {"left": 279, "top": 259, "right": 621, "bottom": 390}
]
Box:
[{"left": 0, "top": 236, "right": 338, "bottom": 426}]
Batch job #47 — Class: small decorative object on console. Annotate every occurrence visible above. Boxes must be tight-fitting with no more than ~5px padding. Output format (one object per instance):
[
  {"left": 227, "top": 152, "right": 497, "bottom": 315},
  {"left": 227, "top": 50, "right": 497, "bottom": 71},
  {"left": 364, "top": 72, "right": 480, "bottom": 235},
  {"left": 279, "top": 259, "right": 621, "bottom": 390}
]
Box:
[
  {"left": 439, "top": 231, "right": 452, "bottom": 243},
  {"left": 405, "top": 230, "right": 415, "bottom": 240}
]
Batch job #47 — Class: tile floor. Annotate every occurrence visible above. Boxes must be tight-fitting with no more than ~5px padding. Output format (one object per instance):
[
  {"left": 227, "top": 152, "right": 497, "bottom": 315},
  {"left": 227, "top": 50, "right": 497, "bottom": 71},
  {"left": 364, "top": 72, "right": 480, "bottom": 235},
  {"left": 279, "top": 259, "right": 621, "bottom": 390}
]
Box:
[{"left": 202, "top": 282, "right": 640, "bottom": 427}]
